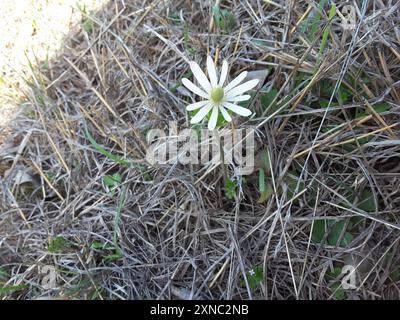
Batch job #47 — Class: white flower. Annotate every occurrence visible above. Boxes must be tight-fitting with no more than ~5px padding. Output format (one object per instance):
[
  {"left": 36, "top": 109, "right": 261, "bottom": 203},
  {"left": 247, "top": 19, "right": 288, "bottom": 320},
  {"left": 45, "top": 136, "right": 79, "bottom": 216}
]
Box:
[{"left": 182, "top": 56, "right": 259, "bottom": 130}]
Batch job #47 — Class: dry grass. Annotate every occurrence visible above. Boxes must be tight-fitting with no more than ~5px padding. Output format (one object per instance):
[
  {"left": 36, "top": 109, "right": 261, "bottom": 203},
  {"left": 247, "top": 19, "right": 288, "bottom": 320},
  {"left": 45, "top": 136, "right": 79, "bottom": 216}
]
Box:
[
  {"left": 1, "top": 0, "right": 400, "bottom": 300},
  {"left": 0, "top": 0, "right": 106, "bottom": 131}
]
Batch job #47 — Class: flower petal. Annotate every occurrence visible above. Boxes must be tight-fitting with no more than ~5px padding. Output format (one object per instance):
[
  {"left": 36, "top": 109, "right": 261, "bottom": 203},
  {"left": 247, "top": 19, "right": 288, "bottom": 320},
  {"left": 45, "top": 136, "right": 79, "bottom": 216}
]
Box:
[
  {"left": 223, "top": 102, "right": 252, "bottom": 117},
  {"left": 182, "top": 78, "right": 210, "bottom": 99},
  {"left": 190, "top": 103, "right": 213, "bottom": 124},
  {"left": 225, "top": 95, "right": 251, "bottom": 102},
  {"left": 218, "top": 60, "right": 228, "bottom": 86},
  {"left": 190, "top": 61, "right": 211, "bottom": 92},
  {"left": 226, "top": 79, "right": 260, "bottom": 98},
  {"left": 224, "top": 71, "right": 248, "bottom": 92},
  {"left": 220, "top": 105, "right": 232, "bottom": 122},
  {"left": 208, "top": 105, "right": 219, "bottom": 130},
  {"left": 207, "top": 56, "right": 218, "bottom": 87},
  {"left": 186, "top": 100, "right": 210, "bottom": 111}
]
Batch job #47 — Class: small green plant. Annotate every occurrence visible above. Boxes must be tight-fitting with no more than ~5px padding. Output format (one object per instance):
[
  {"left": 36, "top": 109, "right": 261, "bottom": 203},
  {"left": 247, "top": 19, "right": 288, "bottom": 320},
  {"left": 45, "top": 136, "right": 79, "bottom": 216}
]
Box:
[
  {"left": 85, "top": 126, "right": 132, "bottom": 166},
  {"left": 91, "top": 183, "right": 128, "bottom": 263},
  {"left": 309, "top": 0, "right": 328, "bottom": 40},
  {"left": 0, "top": 268, "right": 8, "bottom": 280},
  {"left": 76, "top": 3, "right": 93, "bottom": 33},
  {"left": 240, "top": 266, "right": 263, "bottom": 290},
  {"left": 48, "top": 236, "right": 71, "bottom": 253},
  {"left": 327, "top": 220, "right": 353, "bottom": 247},
  {"left": 102, "top": 173, "right": 122, "bottom": 194},
  {"left": 260, "top": 89, "right": 278, "bottom": 115},
  {"left": 91, "top": 241, "right": 123, "bottom": 262},
  {"left": 285, "top": 171, "right": 307, "bottom": 200},
  {"left": 317, "top": 80, "right": 352, "bottom": 107},
  {"left": 356, "top": 189, "right": 376, "bottom": 212},
  {"left": 257, "top": 168, "right": 274, "bottom": 203},
  {"left": 63, "top": 276, "right": 103, "bottom": 299},
  {"left": 326, "top": 267, "right": 346, "bottom": 300},
  {"left": 317, "top": 4, "right": 336, "bottom": 64},
  {"left": 213, "top": 6, "right": 236, "bottom": 33},
  {"left": 340, "top": 187, "right": 376, "bottom": 213},
  {"left": 356, "top": 102, "right": 391, "bottom": 119},
  {"left": 0, "top": 284, "right": 28, "bottom": 298},
  {"left": 225, "top": 177, "right": 237, "bottom": 200},
  {"left": 85, "top": 125, "right": 150, "bottom": 180},
  {"left": 311, "top": 219, "right": 353, "bottom": 247},
  {"left": 390, "top": 268, "right": 400, "bottom": 282}
]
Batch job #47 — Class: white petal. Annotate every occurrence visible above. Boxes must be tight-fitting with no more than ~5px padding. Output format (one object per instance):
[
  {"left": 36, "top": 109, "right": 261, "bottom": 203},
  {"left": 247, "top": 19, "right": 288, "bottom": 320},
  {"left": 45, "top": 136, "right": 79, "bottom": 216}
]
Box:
[
  {"left": 226, "top": 79, "right": 260, "bottom": 98},
  {"left": 208, "top": 105, "right": 219, "bottom": 130},
  {"left": 182, "top": 78, "right": 210, "bottom": 99},
  {"left": 189, "top": 61, "right": 211, "bottom": 92},
  {"left": 190, "top": 103, "right": 213, "bottom": 124},
  {"left": 223, "top": 102, "right": 252, "bottom": 117},
  {"left": 207, "top": 56, "right": 218, "bottom": 87},
  {"left": 186, "top": 100, "right": 210, "bottom": 111},
  {"left": 224, "top": 71, "right": 248, "bottom": 92},
  {"left": 220, "top": 105, "right": 232, "bottom": 122},
  {"left": 219, "top": 60, "right": 228, "bottom": 86},
  {"left": 225, "top": 95, "right": 251, "bottom": 102}
]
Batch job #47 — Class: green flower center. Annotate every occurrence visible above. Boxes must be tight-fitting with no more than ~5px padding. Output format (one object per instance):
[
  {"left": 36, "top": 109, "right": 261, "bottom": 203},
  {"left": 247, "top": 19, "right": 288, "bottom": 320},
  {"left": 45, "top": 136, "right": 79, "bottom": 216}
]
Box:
[{"left": 210, "top": 86, "right": 224, "bottom": 104}]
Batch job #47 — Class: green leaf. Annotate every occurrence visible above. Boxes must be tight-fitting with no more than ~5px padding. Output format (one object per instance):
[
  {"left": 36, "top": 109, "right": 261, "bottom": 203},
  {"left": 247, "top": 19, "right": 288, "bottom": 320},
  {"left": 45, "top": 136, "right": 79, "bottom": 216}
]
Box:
[
  {"left": 82, "top": 18, "right": 93, "bottom": 33},
  {"left": 350, "top": 216, "right": 364, "bottom": 228},
  {"left": 257, "top": 172, "right": 274, "bottom": 204},
  {"left": 257, "top": 187, "right": 274, "bottom": 204},
  {"left": 225, "top": 178, "right": 237, "bottom": 200},
  {"left": 259, "top": 168, "right": 265, "bottom": 193},
  {"left": 372, "top": 102, "right": 391, "bottom": 113},
  {"left": 260, "top": 89, "right": 278, "bottom": 114},
  {"left": 85, "top": 127, "right": 132, "bottom": 167},
  {"left": 213, "top": 6, "right": 236, "bottom": 33},
  {"left": 257, "top": 149, "right": 272, "bottom": 174},
  {"left": 357, "top": 189, "right": 376, "bottom": 212},
  {"left": 104, "top": 253, "right": 123, "bottom": 262},
  {"left": 285, "top": 172, "right": 306, "bottom": 200},
  {"left": 0, "top": 267, "right": 8, "bottom": 279},
  {"left": 327, "top": 221, "right": 353, "bottom": 247},
  {"left": 319, "top": 100, "right": 337, "bottom": 108},
  {"left": 326, "top": 267, "right": 342, "bottom": 279},
  {"left": 91, "top": 241, "right": 115, "bottom": 250},
  {"left": 213, "top": 5, "right": 220, "bottom": 27},
  {"left": 318, "top": 3, "right": 336, "bottom": 59},
  {"left": 309, "top": 0, "right": 327, "bottom": 41},
  {"left": 390, "top": 269, "right": 400, "bottom": 282},
  {"left": 311, "top": 219, "right": 327, "bottom": 243},
  {"left": 330, "top": 282, "right": 345, "bottom": 300},
  {"left": 91, "top": 242, "right": 123, "bottom": 263},
  {"left": 221, "top": 9, "right": 236, "bottom": 32},
  {"left": 356, "top": 102, "right": 391, "bottom": 119},
  {"left": 48, "top": 236, "right": 71, "bottom": 253},
  {"left": 338, "top": 87, "right": 349, "bottom": 104},
  {"left": 205, "top": 107, "right": 228, "bottom": 128},
  {"left": 240, "top": 266, "right": 263, "bottom": 290},
  {"left": 326, "top": 267, "right": 346, "bottom": 299},
  {"left": 0, "top": 284, "right": 28, "bottom": 296},
  {"left": 319, "top": 79, "right": 334, "bottom": 97},
  {"left": 102, "top": 173, "right": 122, "bottom": 192}
]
